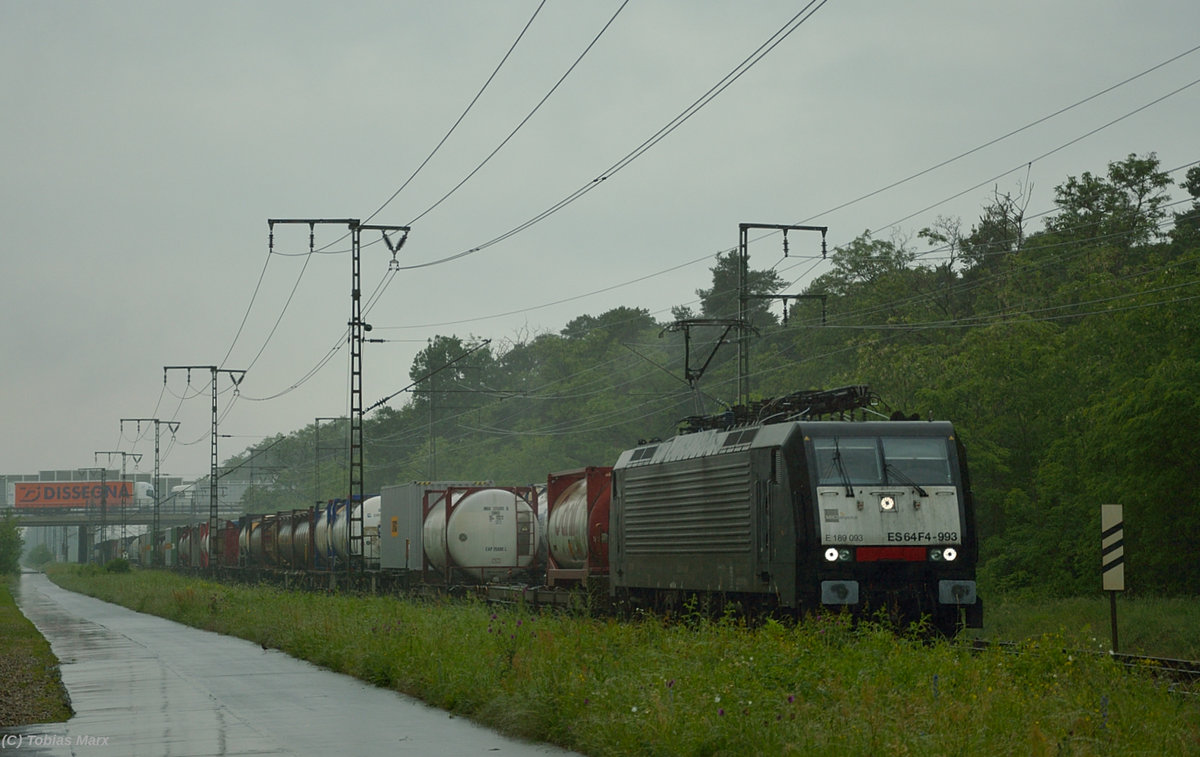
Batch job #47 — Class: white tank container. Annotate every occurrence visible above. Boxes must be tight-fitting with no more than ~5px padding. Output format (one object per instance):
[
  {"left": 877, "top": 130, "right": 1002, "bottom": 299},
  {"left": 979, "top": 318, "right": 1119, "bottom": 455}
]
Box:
[
  {"left": 547, "top": 478, "right": 589, "bottom": 569},
  {"left": 314, "top": 502, "right": 340, "bottom": 566},
  {"left": 330, "top": 496, "right": 381, "bottom": 562},
  {"left": 293, "top": 518, "right": 311, "bottom": 567},
  {"left": 423, "top": 488, "right": 539, "bottom": 581}
]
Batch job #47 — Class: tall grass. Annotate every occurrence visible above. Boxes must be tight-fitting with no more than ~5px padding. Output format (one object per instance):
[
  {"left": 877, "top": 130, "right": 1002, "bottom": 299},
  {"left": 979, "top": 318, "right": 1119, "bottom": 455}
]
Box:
[
  {"left": 976, "top": 595, "right": 1200, "bottom": 659},
  {"left": 1, "top": 577, "right": 72, "bottom": 726},
  {"left": 45, "top": 566, "right": 1198, "bottom": 755}
]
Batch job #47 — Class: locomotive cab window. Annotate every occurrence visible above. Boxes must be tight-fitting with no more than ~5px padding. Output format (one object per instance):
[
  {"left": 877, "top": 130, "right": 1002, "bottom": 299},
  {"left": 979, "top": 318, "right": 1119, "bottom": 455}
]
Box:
[
  {"left": 813, "top": 437, "right": 881, "bottom": 485},
  {"left": 812, "top": 436, "right": 952, "bottom": 486},
  {"left": 880, "top": 437, "right": 952, "bottom": 484}
]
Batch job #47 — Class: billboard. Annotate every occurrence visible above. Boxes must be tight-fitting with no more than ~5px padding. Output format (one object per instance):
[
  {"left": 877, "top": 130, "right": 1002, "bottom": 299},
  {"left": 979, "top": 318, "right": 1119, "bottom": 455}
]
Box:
[{"left": 12, "top": 481, "right": 135, "bottom": 509}]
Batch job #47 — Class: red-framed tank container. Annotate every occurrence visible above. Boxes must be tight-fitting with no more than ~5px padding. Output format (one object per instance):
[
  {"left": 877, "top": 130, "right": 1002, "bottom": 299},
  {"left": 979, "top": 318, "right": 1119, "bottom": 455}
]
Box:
[
  {"left": 218, "top": 519, "right": 240, "bottom": 568},
  {"left": 545, "top": 467, "right": 612, "bottom": 586}
]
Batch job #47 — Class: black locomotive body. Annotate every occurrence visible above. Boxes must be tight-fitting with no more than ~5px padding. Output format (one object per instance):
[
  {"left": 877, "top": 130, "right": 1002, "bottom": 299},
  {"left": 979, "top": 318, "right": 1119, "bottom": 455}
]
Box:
[{"left": 610, "top": 414, "right": 981, "bottom": 633}]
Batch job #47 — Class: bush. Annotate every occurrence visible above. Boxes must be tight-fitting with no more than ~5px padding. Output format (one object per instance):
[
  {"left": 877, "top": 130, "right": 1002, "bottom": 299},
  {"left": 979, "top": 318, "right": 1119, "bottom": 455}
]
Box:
[
  {"left": 104, "top": 558, "right": 131, "bottom": 574},
  {"left": 25, "top": 544, "right": 54, "bottom": 570},
  {"left": 0, "top": 512, "right": 23, "bottom": 574}
]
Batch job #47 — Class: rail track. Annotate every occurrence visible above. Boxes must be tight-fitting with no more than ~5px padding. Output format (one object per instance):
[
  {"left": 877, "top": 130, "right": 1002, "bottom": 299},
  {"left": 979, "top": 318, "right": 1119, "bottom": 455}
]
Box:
[
  {"left": 1110, "top": 652, "right": 1200, "bottom": 693},
  {"left": 967, "top": 639, "right": 1200, "bottom": 694}
]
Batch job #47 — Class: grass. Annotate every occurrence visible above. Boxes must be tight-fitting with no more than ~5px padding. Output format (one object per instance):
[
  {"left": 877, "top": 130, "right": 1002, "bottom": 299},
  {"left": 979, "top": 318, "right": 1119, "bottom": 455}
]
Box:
[
  {"left": 45, "top": 564, "right": 1199, "bottom": 756},
  {"left": 973, "top": 595, "right": 1200, "bottom": 659},
  {"left": 0, "top": 575, "right": 72, "bottom": 727}
]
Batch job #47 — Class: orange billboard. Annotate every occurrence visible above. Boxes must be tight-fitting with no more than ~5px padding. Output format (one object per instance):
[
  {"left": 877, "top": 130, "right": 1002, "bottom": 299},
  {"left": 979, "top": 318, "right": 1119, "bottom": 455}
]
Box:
[{"left": 12, "top": 481, "right": 135, "bottom": 509}]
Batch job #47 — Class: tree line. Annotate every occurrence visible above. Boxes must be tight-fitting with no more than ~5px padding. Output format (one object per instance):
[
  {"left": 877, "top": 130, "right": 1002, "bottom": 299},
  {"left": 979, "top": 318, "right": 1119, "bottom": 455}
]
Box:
[{"left": 224, "top": 152, "right": 1199, "bottom": 598}]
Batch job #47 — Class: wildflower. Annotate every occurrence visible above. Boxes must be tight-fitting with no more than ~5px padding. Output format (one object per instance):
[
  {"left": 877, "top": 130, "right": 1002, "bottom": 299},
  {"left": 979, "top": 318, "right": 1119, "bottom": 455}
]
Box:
[
  {"left": 719, "top": 708, "right": 725, "bottom": 716},
  {"left": 714, "top": 695, "right": 721, "bottom": 703},
  {"left": 667, "top": 679, "right": 674, "bottom": 688},
  {"left": 631, "top": 706, "right": 638, "bottom": 713},
  {"left": 787, "top": 694, "right": 795, "bottom": 704}
]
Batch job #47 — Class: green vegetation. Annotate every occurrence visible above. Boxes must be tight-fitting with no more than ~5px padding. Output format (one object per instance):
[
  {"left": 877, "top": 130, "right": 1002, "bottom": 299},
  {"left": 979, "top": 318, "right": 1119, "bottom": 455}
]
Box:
[
  {"left": 215, "top": 153, "right": 1199, "bottom": 600},
  {"left": 0, "top": 512, "right": 23, "bottom": 575},
  {"left": 0, "top": 579, "right": 72, "bottom": 727},
  {"left": 23, "top": 544, "right": 54, "bottom": 571},
  {"left": 47, "top": 565, "right": 1198, "bottom": 755},
  {"left": 103, "top": 558, "right": 131, "bottom": 574},
  {"left": 976, "top": 595, "right": 1200, "bottom": 660}
]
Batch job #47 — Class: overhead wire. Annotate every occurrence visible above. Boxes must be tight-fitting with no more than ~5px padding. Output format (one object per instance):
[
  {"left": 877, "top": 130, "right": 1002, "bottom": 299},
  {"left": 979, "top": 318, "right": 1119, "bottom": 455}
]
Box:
[
  {"left": 364, "top": 1, "right": 551, "bottom": 224},
  {"left": 187, "top": 2, "right": 561, "bottom": 409},
  {"left": 236, "top": 5, "right": 1190, "bottom": 427},
  {"left": 790, "top": 42, "right": 1200, "bottom": 229},
  {"left": 394, "top": 0, "right": 830, "bottom": 271},
  {"left": 211, "top": 3, "right": 829, "bottom": 414},
  {"left": 868, "top": 75, "right": 1200, "bottom": 235},
  {"left": 377, "top": 197, "right": 1188, "bottom": 438},
  {"left": 166, "top": 24, "right": 1200, "bottom": 474},
  {"left": 372, "top": 45, "right": 1200, "bottom": 336},
  {"left": 177, "top": 3, "right": 553, "bottom": 421},
  {"left": 403, "top": 0, "right": 628, "bottom": 228}
]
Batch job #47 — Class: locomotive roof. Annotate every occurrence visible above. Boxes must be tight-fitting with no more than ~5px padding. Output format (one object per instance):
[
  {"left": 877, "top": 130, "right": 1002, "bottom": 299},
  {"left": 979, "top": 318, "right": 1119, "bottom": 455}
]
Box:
[{"left": 615, "top": 419, "right": 956, "bottom": 469}]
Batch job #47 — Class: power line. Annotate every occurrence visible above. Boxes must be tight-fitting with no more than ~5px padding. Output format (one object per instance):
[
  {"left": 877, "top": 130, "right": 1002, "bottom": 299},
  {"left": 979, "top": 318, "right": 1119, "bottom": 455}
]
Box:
[
  {"left": 364, "top": 1, "right": 549, "bottom": 225},
  {"left": 394, "top": 0, "right": 830, "bottom": 271},
  {"left": 373, "top": 54, "right": 1200, "bottom": 336},
  {"left": 869, "top": 76, "right": 1200, "bottom": 235},
  {"left": 404, "top": 0, "right": 623, "bottom": 228}
]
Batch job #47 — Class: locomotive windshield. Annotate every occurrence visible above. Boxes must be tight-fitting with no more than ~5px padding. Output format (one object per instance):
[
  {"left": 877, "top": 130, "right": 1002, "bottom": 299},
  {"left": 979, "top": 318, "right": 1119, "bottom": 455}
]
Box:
[{"left": 813, "top": 436, "right": 953, "bottom": 486}]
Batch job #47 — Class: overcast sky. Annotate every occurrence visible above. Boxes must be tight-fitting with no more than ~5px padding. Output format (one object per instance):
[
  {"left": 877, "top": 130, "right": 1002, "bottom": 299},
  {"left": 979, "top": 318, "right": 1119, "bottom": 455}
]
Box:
[{"left": 2, "top": 1, "right": 1197, "bottom": 481}]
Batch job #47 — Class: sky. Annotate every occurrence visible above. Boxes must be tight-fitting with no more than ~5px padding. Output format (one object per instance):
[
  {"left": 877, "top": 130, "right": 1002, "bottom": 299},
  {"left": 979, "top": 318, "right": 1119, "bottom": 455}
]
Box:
[{"left": 2, "top": 1, "right": 1198, "bottom": 482}]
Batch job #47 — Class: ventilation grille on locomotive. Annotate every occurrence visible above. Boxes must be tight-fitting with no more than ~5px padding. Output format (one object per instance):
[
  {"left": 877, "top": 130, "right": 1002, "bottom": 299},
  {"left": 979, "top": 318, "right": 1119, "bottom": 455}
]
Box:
[{"left": 621, "top": 457, "right": 752, "bottom": 554}]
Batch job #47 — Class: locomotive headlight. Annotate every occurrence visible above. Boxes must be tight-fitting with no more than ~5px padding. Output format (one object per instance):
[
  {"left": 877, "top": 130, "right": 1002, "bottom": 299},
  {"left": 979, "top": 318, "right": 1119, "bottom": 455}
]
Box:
[
  {"left": 824, "top": 547, "right": 840, "bottom": 562},
  {"left": 943, "top": 547, "right": 958, "bottom": 562},
  {"left": 880, "top": 495, "right": 896, "bottom": 512}
]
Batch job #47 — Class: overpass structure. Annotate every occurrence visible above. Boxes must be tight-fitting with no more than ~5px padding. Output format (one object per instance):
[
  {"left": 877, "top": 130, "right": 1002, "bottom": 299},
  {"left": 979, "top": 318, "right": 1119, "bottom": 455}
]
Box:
[
  {"left": 6, "top": 469, "right": 255, "bottom": 563},
  {"left": 7, "top": 507, "right": 242, "bottom": 528}
]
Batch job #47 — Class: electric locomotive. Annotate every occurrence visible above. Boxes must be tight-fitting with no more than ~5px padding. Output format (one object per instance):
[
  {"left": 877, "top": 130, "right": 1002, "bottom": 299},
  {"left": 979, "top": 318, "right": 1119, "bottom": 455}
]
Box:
[{"left": 609, "top": 386, "right": 981, "bottom": 633}]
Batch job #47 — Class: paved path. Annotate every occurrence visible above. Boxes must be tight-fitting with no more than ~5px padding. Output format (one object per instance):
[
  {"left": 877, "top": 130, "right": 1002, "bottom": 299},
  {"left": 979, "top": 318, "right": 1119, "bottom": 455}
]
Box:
[{"left": 2, "top": 573, "right": 580, "bottom": 756}]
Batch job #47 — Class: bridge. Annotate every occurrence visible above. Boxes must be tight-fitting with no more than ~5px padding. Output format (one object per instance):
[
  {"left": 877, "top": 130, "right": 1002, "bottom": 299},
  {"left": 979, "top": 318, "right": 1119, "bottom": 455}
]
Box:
[{"left": 6, "top": 508, "right": 243, "bottom": 528}]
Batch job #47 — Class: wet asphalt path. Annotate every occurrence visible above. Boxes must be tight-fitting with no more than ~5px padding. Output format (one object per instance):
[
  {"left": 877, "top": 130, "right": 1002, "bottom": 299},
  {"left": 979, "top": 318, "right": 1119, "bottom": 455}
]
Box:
[{"left": 2, "top": 573, "right": 580, "bottom": 756}]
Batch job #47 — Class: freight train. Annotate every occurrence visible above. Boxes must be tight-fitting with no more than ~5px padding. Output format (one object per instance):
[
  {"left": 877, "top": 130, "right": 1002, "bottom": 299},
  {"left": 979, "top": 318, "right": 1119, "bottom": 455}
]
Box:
[{"left": 111, "top": 386, "right": 982, "bottom": 634}]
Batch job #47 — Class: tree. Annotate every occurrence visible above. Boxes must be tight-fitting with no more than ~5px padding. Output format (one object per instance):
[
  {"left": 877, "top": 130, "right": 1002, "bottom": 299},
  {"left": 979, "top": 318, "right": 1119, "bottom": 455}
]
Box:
[
  {"left": 560, "top": 307, "right": 658, "bottom": 343},
  {"left": 1169, "top": 164, "right": 1200, "bottom": 247},
  {"left": 1043, "top": 153, "right": 1172, "bottom": 258},
  {"left": 809, "top": 231, "right": 916, "bottom": 296},
  {"left": 695, "top": 251, "right": 786, "bottom": 327},
  {"left": 407, "top": 335, "right": 496, "bottom": 416},
  {"left": 961, "top": 186, "right": 1028, "bottom": 272},
  {"left": 25, "top": 543, "right": 54, "bottom": 569},
  {"left": 0, "top": 511, "right": 24, "bottom": 574}
]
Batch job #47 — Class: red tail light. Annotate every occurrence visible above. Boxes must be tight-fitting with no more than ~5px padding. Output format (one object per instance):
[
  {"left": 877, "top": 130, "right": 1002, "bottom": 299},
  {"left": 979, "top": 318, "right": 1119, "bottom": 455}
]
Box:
[{"left": 855, "top": 546, "right": 926, "bottom": 562}]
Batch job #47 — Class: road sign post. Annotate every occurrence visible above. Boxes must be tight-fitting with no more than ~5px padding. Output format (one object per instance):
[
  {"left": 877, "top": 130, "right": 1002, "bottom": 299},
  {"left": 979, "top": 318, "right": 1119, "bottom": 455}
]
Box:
[{"left": 1101, "top": 504, "right": 1124, "bottom": 652}]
